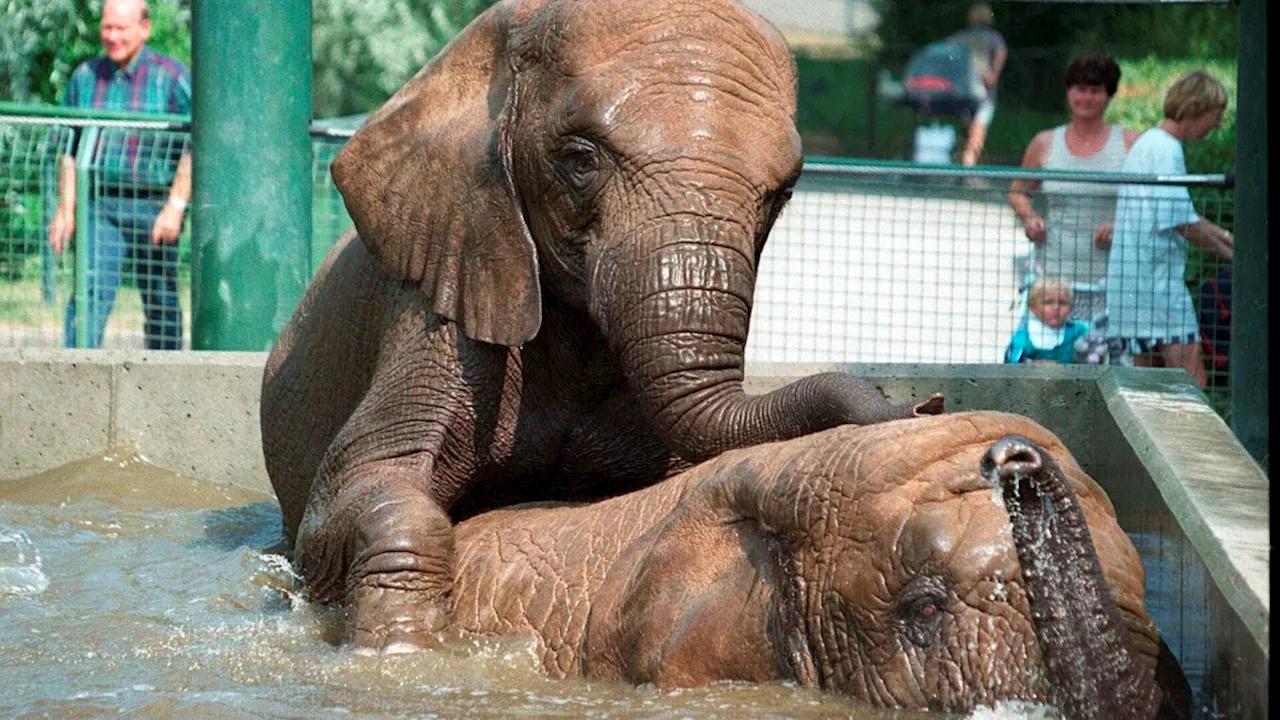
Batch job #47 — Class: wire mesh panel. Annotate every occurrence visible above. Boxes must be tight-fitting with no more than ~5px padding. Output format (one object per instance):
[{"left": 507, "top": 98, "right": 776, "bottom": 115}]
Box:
[
  {"left": 70, "top": 126, "right": 192, "bottom": 350},
  {"left": 0, "top": 121, "right": 73, "bottom": 347},
  {"left": 0, "top": 116, "right": 193, "bottom": 350},
  {"left": 0, "top": 113, "right": 1238, "bottom": 417},
  {"left": 310, "top": 135, "right": 354, "bottom": 273},
  {"left": 749, "top": 179, "right": 1023, "bottom": 363},
  {"left": 0, "top": 115, "right": 359, "bottom": 351},
  {"left": 746, "top": 166, "right": 1232, "bottom": 412}
]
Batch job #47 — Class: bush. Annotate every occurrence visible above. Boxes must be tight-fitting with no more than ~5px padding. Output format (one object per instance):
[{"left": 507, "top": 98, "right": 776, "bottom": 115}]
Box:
[{"left": 312, "top": 0, "right": 499, "bottom": 118}]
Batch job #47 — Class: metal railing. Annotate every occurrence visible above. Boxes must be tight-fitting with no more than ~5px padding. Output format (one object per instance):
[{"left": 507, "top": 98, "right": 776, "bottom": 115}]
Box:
[
  {"left": 0, "top": 107, "right": 1235, "bottom": 414},
  {"left": 0, "top": 105, "right": 357, "bottom": 350}
]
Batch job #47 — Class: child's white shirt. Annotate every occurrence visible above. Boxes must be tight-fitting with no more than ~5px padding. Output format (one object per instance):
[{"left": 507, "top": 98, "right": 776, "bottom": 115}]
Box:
[{"left": 1026, "top": 316, "right": 1065, "bottom": 350}]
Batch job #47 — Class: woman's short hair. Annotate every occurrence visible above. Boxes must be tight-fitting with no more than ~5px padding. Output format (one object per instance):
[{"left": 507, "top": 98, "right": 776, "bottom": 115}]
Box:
[
  {"left": 1064, "top": 52, "right": 1122, "bottom": 97},
  {"left": 1163, "top": 70, "right": 1229, "bottom": 121},
  {"left": 1028, "top": 278, "right": 1074, "bottom": 308}
]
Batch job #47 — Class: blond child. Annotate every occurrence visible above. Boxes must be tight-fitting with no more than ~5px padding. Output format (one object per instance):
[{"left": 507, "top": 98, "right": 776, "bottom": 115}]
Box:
[{"left": 1005, "top": 278, "right": 1094, "bottom": 364}]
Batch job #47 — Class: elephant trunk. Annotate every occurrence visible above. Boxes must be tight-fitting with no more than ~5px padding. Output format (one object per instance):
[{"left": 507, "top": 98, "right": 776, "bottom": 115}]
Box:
[
  {"left": 598, "top": 218, "right": 932, "bottom": 463},
  {"left": 981, "top": 436, "right": 1161, "bottom": 720}
]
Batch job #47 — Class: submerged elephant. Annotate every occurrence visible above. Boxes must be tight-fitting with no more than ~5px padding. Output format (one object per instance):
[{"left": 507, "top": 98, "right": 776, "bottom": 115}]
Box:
[
  {"left": 448, "top": 412, "right": 1189, "bottom": 719},
  {"left": 261, "top": 0, "right": 942, "bottom": 651}
]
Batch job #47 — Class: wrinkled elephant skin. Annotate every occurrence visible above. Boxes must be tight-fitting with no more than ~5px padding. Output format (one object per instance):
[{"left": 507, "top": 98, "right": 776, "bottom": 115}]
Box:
[
  {"left": 449, "top": 412, "right": 1187, "bottom": 719},
  {"left": 261, "top": 0, "right": 942, "bottom": 652}
]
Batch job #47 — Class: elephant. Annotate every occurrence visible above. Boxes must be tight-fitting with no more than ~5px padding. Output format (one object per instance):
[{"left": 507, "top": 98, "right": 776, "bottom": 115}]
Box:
[
  {"left": 446, "top": 411, "right": 1190, "bottom": 719},
  {"left": 260, "top": 0, "right": 943, "bottom": 653}
]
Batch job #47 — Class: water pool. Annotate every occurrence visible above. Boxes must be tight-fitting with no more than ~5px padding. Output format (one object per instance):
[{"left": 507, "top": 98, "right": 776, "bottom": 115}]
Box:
[{"left": 3, "top": 449, "right": 1075, "bottom": 720}]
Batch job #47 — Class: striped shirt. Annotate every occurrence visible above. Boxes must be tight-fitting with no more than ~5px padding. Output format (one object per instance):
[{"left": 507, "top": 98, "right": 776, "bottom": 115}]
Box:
[{"left": 61, "top": 46, "right": 191, "bottom": 190}]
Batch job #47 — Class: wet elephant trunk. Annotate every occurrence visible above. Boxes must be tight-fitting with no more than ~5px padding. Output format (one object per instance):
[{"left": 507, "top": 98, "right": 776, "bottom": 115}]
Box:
[
  {"left": 982, "top": 436, "right": 1161, "bottom": 720},
  {"left": 598, "top": 218, "right": 924, "bottom": 463}
]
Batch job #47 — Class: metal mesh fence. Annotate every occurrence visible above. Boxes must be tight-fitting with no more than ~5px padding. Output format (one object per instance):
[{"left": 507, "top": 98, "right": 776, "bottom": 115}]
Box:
[
  {"left": 746, "top": 164, "right": 1234, "bottom": 414},
  {"left": 310, "top": 134, "right": 353, "bottom": 275},
  {"left": 0, "top": 121, "right": 71, "bottom": 346},
  {"left": 0, "top": 113, "right": 1234, "bottom": 414},
  {"left": 0, "top": 116, "right": 191, "bottom": 349}
]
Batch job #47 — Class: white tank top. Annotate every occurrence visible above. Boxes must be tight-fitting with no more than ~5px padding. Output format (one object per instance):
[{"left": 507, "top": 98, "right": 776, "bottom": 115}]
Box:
[{"left": 1038, "top": 125, "right": 1128, "bottom": 284}]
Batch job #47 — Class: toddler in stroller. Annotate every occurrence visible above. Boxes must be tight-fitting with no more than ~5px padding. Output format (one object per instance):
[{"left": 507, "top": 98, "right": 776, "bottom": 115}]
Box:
[{"left": 1005, "top": 277, "right": 1109, "bottom": 365}]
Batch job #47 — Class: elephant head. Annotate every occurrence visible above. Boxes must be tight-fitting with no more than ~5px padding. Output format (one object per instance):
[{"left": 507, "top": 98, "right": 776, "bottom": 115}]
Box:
[
  {"left": 330, "top": 0, "right": 929, "bottom": 464},
  {"left": 451, "top": 412, "right": 1181, "bottom": 717},
  {"left": 586, "top": 412, "right": 1174, "bottom": 715}
]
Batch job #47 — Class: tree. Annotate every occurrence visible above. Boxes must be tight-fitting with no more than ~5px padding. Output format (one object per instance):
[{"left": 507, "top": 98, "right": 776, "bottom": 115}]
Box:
[
  {"left": 0, "top": 0, "right": 493, "bottom": 117},
  {"left": 311, "top": 0, "right": 499, "bottom": 119}
]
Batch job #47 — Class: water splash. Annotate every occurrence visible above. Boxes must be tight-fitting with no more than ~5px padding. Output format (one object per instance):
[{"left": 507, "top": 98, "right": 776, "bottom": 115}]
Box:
[
  {"left": 0, "top": 529, "right": 50, "bottom": 596},
  {"left": 966, "top": 699, "right": 1061, "bottom": 719}
]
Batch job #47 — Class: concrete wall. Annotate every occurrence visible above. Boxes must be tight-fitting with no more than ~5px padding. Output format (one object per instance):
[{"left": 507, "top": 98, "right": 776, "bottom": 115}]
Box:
[
  {"left": 0, "top": 349, "right": 268, "bottom": 492},
  {"left": 0, "top": 349, "right": 1268, "bottom": 716}
]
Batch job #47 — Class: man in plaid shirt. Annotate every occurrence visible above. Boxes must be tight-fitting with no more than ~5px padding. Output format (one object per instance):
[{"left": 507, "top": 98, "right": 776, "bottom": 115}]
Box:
[{"left": 48, "top": 0, "right": 191, "bottom": 350}]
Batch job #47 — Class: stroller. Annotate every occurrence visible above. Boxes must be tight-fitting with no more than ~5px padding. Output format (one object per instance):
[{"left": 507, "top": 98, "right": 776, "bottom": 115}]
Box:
[
  {"left": 900, "top": 39, "right": 988, "bottom": 165},
  {"left": 901, "top": 39, "right": 987, "bottom": 121}
]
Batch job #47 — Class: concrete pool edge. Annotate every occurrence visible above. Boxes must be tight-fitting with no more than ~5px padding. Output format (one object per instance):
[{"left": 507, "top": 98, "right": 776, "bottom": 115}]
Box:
[
  {"left": 0, "top": 348, "right": 270, "bottom": 493},
  {"left": 1, "top": 350, "right": 1269, "bottom": 673},
  {"left": 1098, "top": 369, "right": 1270, "bottom": 657}
]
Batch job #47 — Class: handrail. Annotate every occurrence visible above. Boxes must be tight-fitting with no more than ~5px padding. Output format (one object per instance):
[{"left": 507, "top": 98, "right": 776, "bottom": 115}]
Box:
[
  {"left": 1, "top": 104, "right": 1233, "bottom": 189},
  {"left": 803, "top": 157, "right": 1234, "bottom": 189},
  {"left": 0, "top": 101, "right": 188, "bottom": 127},
  {"left": 0, "top": 102, "right": 357, "bottom": 139}
]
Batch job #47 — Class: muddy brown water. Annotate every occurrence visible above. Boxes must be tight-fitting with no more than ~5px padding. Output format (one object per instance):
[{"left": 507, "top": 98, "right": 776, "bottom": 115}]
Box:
[{"left": 0, "top": 450, "right": 1060, "bottom": 719}]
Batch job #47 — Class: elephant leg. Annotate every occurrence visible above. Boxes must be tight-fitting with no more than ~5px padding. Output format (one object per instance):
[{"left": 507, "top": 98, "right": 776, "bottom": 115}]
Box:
[
  {"left": 290, "top": 335, "right": 476, "bottom": 653},
  {"left": 296, "top": 461, "right": 454, "bottom": 653}
]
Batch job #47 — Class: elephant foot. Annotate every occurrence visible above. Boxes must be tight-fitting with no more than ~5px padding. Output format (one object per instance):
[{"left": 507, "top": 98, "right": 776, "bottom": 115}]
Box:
[
  {"left": 911, "top": 393, "right": 946, "bottom": 417},
  {"left": 346, "top": 579, "right": 450, "bottom": 654}
]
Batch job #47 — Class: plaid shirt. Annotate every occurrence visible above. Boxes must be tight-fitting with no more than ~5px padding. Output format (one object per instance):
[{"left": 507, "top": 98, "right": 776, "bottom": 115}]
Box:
[{"left": 62, "top": 46, "right": 191, "bottom": 190}]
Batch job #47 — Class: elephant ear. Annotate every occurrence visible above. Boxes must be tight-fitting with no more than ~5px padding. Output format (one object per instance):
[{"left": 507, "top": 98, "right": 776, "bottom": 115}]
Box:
[
  {"left": 330, "top": 0, "right": 540, "bottom": 347},
  {"left": 582, "top": 457, "right": 819, "bottom": 688}
]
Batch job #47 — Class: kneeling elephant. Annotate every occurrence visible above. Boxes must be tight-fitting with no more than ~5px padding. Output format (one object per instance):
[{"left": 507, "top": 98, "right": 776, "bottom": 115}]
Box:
[
  {"left": 448, "top": 411, "right": 1189, "bottom": 719},
  {"left": 262, "top": 0, "right": 941, "bottom": 653}
]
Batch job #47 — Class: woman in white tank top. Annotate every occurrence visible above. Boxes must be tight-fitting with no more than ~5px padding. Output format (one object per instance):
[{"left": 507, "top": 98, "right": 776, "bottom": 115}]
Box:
[{"left": 1007, "top": 52, "right": 1139, "bottom": 322}]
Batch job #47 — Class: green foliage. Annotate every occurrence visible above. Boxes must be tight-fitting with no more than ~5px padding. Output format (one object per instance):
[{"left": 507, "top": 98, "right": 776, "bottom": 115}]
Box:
[
  {"left": 0, "top": 0, "right": 97, "bottom": 103},
  {"left": 0, "top": 0, "right": 191, "bottom": 105},
  {"left": 0, "top": 0, "right": 491, "bottom": 117},
  {"left": 146, "top": 0, "right": 192, "bottom": 68},
  {"left": 311, "top": 0, "right": 500, "bottom": 119},
  {"left": 794, "top": 54, "right": 874, "bottom": 156}
]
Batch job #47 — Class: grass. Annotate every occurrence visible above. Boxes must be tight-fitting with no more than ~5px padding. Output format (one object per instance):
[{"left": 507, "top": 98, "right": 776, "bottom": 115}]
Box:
[{"left": 0, "top": 260, "right": 192, "bottom": 346}]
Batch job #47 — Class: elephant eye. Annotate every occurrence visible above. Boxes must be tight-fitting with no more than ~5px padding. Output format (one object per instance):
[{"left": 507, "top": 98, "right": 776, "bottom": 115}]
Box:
[
  {"left": 894, "top": 580, "right": 947, "bottom": 649},
  {"left": 557, "top": 138, "right": 603, "bottom": 192}
]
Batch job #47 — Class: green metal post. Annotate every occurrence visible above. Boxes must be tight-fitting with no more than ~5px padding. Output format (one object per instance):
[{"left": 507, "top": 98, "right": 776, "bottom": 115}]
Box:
[
  {"left": 191, "top": 0, "right": 312, "bottom": 350},
  {"left": 1231, "top": 0, "right": 1267, "bottom": 469},
  {"left": 72, "top": 127, "right": 99, "bottom": 349}
]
